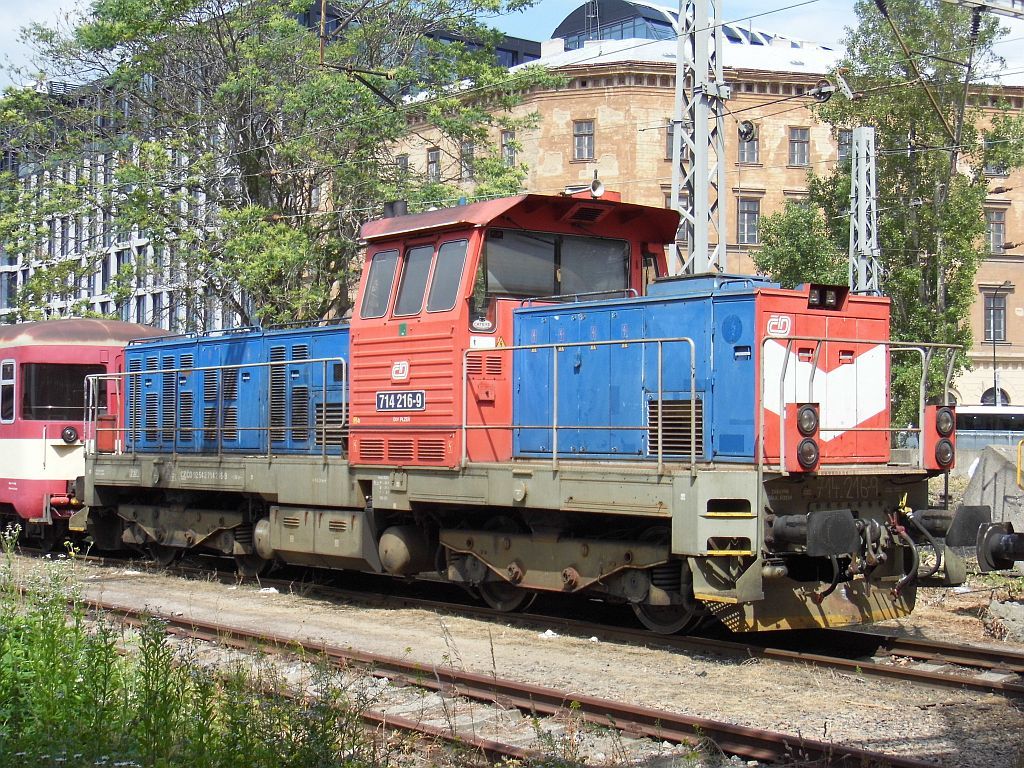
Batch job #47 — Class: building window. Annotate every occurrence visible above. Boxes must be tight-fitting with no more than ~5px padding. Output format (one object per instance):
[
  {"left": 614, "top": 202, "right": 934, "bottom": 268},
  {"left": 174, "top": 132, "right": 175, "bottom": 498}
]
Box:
[
  {"left": 789, "top": 127, "right": 810, "bottom": 166},
  {"left": 838, "top": 129, "right": 852, "bottom": 164},
  {"left": 985, "top": 291, "right": 1008, "bottom": 342},
  {"left": 573, "top": 120, "right": 595, "bottom": 161},
  {"left": 426, "top": 148, "right": 440, "bottom": 182},
  {"left": 501, "top": 130, "right": 516, "bottom": 167},
  {"left": 738, "top": 130, "right": 759, "bottom": 164},
  {"left": 396, "top": 154, "right": 409, "bottom": 175},
  {"left": 152, "top": 291, "right": 163, "bottom": 326},
  {"left": 738, "top": 198, "right": 760, "bottom": 245},
  {"left": 987, "top": 208, "right": 1007, "bottom": 254},
  {"left": 984, "top": 136, "right": 1009, "bottom": 177},
  {"left": 459, "top": 141, "right": 474, "bottom": 181},
  {"left": 665, "top": 120, "right": 675, "bottom": 160}
]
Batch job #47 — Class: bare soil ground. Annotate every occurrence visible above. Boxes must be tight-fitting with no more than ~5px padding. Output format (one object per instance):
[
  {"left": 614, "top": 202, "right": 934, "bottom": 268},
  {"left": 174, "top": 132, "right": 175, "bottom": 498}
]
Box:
[{"left": 11, "top": 548, "right": 1024, "bottom": 768}]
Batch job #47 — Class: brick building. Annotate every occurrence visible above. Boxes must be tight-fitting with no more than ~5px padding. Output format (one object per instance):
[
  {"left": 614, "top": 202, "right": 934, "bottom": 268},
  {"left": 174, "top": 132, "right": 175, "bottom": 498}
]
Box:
[{"left": 401, "top": 0, "right": 1024, "bottom": 406}]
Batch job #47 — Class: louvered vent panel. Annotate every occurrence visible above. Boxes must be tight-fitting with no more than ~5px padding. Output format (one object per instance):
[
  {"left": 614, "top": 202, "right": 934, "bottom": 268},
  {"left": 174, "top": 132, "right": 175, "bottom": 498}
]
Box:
[
  {"left": 146, "top": 356, "right": 158, "bottom": 371},
  {"left": 223, "top": 407, "right": 238, "bottom": 442},
  {"left": 282, "top": 515, "right": 301, "bottom": 528},
  {"left": 292, "top": 344, "right": 309, "bottom": 360},
  {"left": 145, "top": 393, "right": 159, "bottom": 441},
  {"left": 269, "top": 346, "right": 287, "bottom": 441},
  {"left": 180, "top": 354, "right": 194, "bottom": 369},
  {"left": 179, "top": 391, "right": 194, "bottom": 441},
  {"left": 359, "top": 439, "right": 385, "bottom": 461},
  {"left": 647, "top": 400, "right": 704, "bottom": 457},
  {"left": 328, "top": 519, "right": 348, "bottom": 533},
  {"left": 565, "top": 203, "right": 609, "bottom": 223},
  {"left": 291, "top": 386, "right": 309, "bottom": 442},
  {"left": 203, "top": 370, "right": 219, "bottom": 401},
  {"left": 222, "top": 369, "right": 239, "bottom": 400},
  {"left": 466, "top": 355, "right": 484, "bottom": 375},
  {"left": 387, "top": 440, "right": 414, "bottom": 463},
  {"left": 417, "top": 439, "right": 446, "bottom": 462},
  {"left": 161, "top": 357, "right": 176, "bottom": 442},
  {"left": 202, "top": 407, "right": 218, "bottom": 442},
  {"left": 128, "top": 359, "right": 142, "bottom": 441},
  {"left": 314, "top": 403, "right": 348, "bottom": 447},
  {"left": 485, "top": 356, "right": 503, "bottom": 376}
]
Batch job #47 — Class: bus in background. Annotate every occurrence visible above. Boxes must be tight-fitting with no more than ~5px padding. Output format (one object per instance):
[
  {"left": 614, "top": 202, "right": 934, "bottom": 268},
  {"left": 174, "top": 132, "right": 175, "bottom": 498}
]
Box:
[{"left": 955, "top": 405, "right": 1024, "bottom": 450}]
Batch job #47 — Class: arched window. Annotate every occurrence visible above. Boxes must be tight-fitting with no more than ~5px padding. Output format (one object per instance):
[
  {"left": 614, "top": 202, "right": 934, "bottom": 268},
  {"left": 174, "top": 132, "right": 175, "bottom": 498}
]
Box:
[{"left": 981, "top": 387, "right": 1010, "bottom": 406}]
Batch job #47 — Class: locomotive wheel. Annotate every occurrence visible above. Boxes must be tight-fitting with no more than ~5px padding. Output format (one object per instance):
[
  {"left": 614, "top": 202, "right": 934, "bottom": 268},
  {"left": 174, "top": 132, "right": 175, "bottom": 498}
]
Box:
[
  {"left": 478, "top": 580, "right": 536, "bottom": 612},
  {"left": 475, "top": 514, "right": 536, "bottom": 612},
  {"left": 632, "top": 602, "right": 707, "bottom": 635},
  {"left": 234, "top": 554, "right": 270, "bottom": 580},
  {"left": 148, "top": 543, "right": 180, "bottom": 567}
]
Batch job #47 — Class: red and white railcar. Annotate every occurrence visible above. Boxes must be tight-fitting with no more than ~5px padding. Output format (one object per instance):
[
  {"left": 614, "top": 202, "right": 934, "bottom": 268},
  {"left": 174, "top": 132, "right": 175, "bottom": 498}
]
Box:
[{"left": 0, "top": 319, "right": 165, "bottom": 545}]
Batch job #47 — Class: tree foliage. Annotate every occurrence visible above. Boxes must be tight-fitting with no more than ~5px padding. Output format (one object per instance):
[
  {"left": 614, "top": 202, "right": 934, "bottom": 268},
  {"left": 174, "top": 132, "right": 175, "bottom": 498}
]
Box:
[
  {"left": 0, "top": 0, "right": 550, "bottom": 327},
  {"left": 754, "top": 0, "right": 1024, "bottom": 422}
]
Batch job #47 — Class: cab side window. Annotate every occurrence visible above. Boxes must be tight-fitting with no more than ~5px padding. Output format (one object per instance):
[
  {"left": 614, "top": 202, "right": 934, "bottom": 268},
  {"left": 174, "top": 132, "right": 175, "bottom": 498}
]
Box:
[
  {"left": 1, "top": 360, "right": 14, "bottom": 423},
  {"left": 360, "top": 249, "right": 400, "bottom": 319},
  {"left": 426, "top": 240, "right": 468, "bottom": 312}
]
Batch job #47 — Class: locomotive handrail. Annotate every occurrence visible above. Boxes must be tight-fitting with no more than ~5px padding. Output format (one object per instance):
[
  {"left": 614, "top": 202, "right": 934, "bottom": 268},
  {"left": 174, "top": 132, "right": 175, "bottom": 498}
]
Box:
[
  {"left": 757, "top": 335, "right": 960, "bottom": 475},
  {"left": 85, "top": 355, "right": 348, "bottom": 460},
  {"left": 460, "top": 336, "right": 697, "bottom": 474}
]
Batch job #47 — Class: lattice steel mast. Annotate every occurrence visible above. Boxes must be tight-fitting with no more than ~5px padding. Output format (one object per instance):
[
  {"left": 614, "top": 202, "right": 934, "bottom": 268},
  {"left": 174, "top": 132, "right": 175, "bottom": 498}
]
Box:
[
  {"left": 670, "top": 0, "right": 730, "bottom": 274},
  {"left": 849, "top": 127, "right": 882, "bottom": 295}
]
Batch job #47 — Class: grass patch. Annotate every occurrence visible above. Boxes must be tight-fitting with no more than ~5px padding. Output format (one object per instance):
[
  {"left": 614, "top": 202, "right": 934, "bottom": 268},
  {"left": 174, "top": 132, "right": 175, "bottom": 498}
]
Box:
[{"left": 0, "top": 526, "right": 385, "bottom": 768}]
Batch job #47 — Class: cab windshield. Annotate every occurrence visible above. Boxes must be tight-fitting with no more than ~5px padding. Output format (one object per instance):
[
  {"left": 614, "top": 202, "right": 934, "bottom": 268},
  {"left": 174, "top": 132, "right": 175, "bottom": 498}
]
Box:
[
  {"left": 471, "top": 229, "right": 629, "bottom": 329},
  {"left": 22, "top": 363, "right": 105, "bottom": 421}
]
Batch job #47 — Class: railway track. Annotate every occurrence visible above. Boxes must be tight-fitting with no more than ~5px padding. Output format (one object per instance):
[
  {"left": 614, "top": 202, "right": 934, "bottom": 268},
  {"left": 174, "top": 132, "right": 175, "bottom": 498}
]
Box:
[
  {"left": 29, "top": 546, "right": 1024, "bottom": 700},
  {"left": 85, "top": 594, "right": 939, "bottom": 768}
]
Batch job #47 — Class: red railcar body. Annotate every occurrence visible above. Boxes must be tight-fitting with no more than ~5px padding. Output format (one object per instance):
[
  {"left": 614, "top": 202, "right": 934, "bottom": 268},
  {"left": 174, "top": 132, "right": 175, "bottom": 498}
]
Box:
[{"left": 0, "top": 319, "right": 165, "bottom": 530}]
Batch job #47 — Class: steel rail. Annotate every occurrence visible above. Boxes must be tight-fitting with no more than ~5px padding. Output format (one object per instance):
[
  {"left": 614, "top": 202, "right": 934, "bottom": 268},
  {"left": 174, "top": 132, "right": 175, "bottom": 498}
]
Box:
[
  {"left": 86, "top": 595, "right": 939, "bottom": 768},
  {"left": 108, "top": 602, "right": 539, "bottom": 765},
  {"left": 240, "top": 574, "right": 1024, "bottom": 698}
]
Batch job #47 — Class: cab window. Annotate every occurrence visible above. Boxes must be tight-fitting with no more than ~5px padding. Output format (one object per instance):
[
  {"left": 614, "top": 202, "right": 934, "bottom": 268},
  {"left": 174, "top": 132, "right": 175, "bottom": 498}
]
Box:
[
  {"left": 471, "top": 229, "right": 629, "bottom": 330},
  {"left": 21, "top": 363, "right": 104, "bottom": 420},
  {"left": 0, "top": 360, "right": 13, "bottom": 423},
  {"left": 394, "top": 245, "right": 434, "bottom": 317},
  {"left": 426, "top": 240, "right": 468, "bottom": 312},
  {"left": 360, "top": 249, "right": 399, "bottom": 319}
]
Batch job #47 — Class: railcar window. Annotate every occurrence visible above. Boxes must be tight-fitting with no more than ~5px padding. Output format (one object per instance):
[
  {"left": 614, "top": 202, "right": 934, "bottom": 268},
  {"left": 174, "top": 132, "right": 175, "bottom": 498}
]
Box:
[
  {"left": 426, "top": 240, "right": 469, "bottom": 312},
  {"left": 21, "top": 363, "right": 104, "bottom": 421},
  {"left": 471, "top": 229, "right": 629, "bottom": 330},
  {"left": 360, "top": 249, "right": 399, "bottom": 319},
  {"left": 0, "top": 360, "right": 13, "bottom": 423},
  {"left": 394, "top": 245, "right": 434, "bottom": 317}
]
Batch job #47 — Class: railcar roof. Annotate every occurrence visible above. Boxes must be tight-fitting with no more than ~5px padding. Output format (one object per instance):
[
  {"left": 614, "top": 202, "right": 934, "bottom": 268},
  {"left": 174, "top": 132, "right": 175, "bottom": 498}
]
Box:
[
  {"left": 0, "top": 318, "right": 168, "bottom": 348},
  {"left": 360, "top": 193, "right": 680, "bottom": 243}
]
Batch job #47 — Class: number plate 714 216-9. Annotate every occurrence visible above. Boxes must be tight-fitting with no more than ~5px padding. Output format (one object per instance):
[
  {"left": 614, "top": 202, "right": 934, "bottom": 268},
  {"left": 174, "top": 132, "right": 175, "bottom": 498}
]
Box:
[{"left": 375, "top": 390, "right": 426, "bottom": 411}]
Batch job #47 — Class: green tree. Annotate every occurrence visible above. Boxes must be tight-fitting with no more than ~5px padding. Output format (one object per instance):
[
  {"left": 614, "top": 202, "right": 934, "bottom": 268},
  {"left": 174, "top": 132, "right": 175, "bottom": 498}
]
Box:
[
  {"left": 0, "top": 0, "right": 550, "bottom": 327},
  {"left": 755, "top": 0, "right": 1024, "bottom": 423}
]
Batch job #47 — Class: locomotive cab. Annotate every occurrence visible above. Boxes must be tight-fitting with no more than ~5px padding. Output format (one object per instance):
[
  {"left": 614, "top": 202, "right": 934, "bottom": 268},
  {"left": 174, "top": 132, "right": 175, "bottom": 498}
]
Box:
[{"left": 349, "top": 193, "right": 678, "bottom": 467}]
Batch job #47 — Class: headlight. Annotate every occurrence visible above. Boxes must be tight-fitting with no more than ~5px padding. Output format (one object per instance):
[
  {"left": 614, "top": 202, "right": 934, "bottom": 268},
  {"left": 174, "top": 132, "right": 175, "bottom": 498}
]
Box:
[
  {"left": 797, "top": 404, "right": 819, "bottom": 436},
  {"left": 936, "top": 407, "right": 954, "bottom": 437},
  {"left": 797, "top": 438, "right": 820, "bottom": 469},
  {"left": 935, "top": 438, "right": 955, "bottom": 467},
  {"left": 61, "top": 426, "right": 79, "bottom": 444}
]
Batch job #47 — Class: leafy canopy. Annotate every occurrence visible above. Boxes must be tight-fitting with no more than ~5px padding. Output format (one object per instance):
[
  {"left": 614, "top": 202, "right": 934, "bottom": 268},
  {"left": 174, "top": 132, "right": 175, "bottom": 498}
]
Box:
[{"left": 0, "top": 0, "right": 551, "bottom": 327}]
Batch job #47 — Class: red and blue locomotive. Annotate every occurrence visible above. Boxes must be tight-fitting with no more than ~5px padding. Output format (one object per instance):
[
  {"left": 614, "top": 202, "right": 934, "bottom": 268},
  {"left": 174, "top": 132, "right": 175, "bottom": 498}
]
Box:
[{"left": 79, "top": 190, "right": 960, "bottom": 633}]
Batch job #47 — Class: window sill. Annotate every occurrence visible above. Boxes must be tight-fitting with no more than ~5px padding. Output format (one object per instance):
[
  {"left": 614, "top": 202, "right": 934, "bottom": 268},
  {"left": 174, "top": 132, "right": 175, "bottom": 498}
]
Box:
[
  {"left": 737, "top": 162, "right": 762, "bottom": 167},
  {"left": 786, "top": 164, "right": 810, "bottom": 169}
]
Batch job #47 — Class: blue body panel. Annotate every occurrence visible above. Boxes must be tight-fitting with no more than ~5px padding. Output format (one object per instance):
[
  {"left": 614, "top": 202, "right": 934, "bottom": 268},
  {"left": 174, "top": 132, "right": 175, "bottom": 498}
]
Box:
[
  {"left": 124, "top": 325, "right": 349, "bottom": 455},
  {"left": 512, "top": 275, "right": 772, "bottom": 462}
]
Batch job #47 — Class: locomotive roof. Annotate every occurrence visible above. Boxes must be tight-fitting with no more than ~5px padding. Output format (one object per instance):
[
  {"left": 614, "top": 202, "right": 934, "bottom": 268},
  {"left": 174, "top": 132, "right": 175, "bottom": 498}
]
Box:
[
  {"left": 360, "top": 193, "right": 680, "bottom": 243},
  {"left": 0, "top": 318, "right": 168, "bottom": 348}
]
